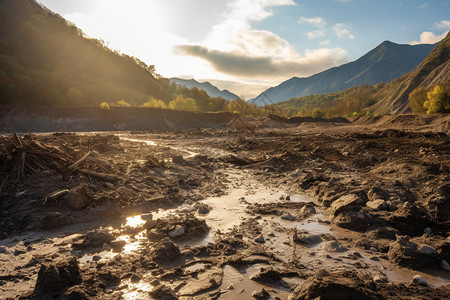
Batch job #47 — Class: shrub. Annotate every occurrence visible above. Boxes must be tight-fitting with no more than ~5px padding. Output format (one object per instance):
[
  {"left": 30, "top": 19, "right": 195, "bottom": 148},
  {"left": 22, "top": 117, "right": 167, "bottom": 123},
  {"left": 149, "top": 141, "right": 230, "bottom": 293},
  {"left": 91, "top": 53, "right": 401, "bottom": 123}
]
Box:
[{"left": 99, "top": 101, "right": 110, "bottom": 111}]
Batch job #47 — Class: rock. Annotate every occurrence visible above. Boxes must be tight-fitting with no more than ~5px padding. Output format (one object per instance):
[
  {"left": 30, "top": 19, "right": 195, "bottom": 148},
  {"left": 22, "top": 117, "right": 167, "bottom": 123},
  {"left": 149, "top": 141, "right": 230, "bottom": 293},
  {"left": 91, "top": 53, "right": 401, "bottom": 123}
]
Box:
[
  {"left": 281, "top": 212, "right": 295, "bottom": 221},
  {"left": 172, "top": 155, "right": 185, "bottom": 164},
  {"left": 65, "top": 186, "right": 89, "bottom": 210},
  {"left": 367, "top": 187, "right": 390, "bottom": 201},
  {"left": 268, "top": 232, "right": 275, "bottom": 237},
  {"left": 286, "top": 195, "right": 291, "bottom": 200},
  {"left": 322, "top": 241, "right": 348, "bottom": 252},
  {"left": 227, "top": 285, "right": 234, "bottom": 290},
  {"left": 62, "top": 286, "right": 90, "bottom": 300},
  {"left": 252, "top": 288, "right": 270, "bottom": 299},
  {"left": 424, "top": 227, "right": 432, "bottom": 234},
  {"left": 151, "top": 238, "right": 182, "bottom": 263},
  {"left": 73, "top": 231, "right": 115, "bottom": 249},
  {"left": 109, "top": 239, "right": 126, "bottom": 250},
  {"left": 168, "top": 225, "right": 185, "bottom": 238},
  {"left": 300, "top": 204, "right": 316, "bottom": 214},
  {"left": 0, "top": 246, "right": 8, "bottom": 254},
  {"left": 388, "top": 235, "right": 440, "bottom": 269},
  {"left": 441, "top": 260, "right": 450, "bottom": 271},
  {"left": 197, "top": 204, "right": 210, "bottom": 215},
  {"left": 149, "top": 284, "right": 178, "bottom": 300},
  {"left": 412, "top": 275, "right": 428, "bottom": 286},
  {"left": 417, "top": 245, "right": 437, "bottom": 255},
  {"left": 213, "top": 187, "right": 223, "bottom": 194},
  {"left": 92, "top": 255, "right": 102, "bottom": 262},
  {"left": 366, "top": 199, "right": 388, "bottom": 211},
  {"left": 373, "top": 275, "right": 387, "bottom": 283},
  {"left": 141, "top": 213, "right": 153, "bottom": 221},
  {"left": 330, "top": 194, "right": 363, "bottom": 216},
  {"left": 250, "top": 268, "right": 282, "bottom": 283},
  {"left": 130, "top": 273, "right": 141, "bottom": 283},
  {"left": 294, "top": 234, "right": 323, "bottom": 246},
  {"left": 41, "top": 212, "right": 64, "bottom": 230},
  {"left": 34, "top": 257, "right": 82, "bottom": 295},
  {"left": 333, "top": 209, "right": 372, "bottom": 231},
  {"left": 290, "top": 270, "right": 381, "bottom": 300},
  {"left": 255, "top": 235, "right": 265, "bottom": 243}
]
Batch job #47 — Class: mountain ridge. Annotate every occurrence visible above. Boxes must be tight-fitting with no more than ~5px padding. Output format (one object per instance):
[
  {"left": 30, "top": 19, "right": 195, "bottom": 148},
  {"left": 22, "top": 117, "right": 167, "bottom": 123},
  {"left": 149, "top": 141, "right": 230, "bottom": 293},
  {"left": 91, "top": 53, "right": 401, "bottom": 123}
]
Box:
[
  {"left": 249, "top": 41, "right": 435, "bottom": 106},
  {"left": 170, "top": 78, "right": 239, "bottom": 101}
]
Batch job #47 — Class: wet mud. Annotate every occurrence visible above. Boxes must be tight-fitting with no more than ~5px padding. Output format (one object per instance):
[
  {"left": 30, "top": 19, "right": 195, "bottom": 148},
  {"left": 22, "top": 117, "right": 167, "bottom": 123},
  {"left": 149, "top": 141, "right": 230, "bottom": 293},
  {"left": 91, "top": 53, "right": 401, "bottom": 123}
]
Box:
[{"left": 1, "top": 121, "right": 449, "bottom": 299}]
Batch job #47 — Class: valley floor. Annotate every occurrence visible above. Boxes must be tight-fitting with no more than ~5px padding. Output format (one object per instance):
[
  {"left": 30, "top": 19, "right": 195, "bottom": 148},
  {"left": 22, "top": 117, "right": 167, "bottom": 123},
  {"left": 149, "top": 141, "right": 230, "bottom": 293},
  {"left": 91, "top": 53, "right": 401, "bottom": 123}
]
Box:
[{"left": 0, "top": 119, "right": 449, "bottom": 299}]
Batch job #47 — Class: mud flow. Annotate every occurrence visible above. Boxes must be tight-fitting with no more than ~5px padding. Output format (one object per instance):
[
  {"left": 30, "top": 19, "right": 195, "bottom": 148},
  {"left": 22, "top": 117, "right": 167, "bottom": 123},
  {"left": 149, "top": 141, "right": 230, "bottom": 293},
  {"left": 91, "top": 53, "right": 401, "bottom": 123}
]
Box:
[{"left": 0, "top": 123, "right": 449, "bottom": 299}]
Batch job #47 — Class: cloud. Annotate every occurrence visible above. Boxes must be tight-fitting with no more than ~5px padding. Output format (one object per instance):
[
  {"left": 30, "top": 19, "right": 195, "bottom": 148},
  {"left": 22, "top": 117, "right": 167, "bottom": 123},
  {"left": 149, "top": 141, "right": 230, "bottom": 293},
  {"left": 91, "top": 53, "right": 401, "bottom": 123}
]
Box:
[
  {"left": 333, "top": 23, "right": 354, "bottom": 39},
  {"left": 175, "top": 45, "right": 347, "bottom": 79},
  {"left": 410, "top": 31, "right": 448, "bottom": 45},
  {"left": 298, "top": 16, "right": 327, "bottom": 28},
  {"left": 417, "top": 2, "right": 429, "bottom": 9},
  {"left": 434, "top": 20, "right": 450, "bottom": 29},
  {"left": 307, "top": 30, "right": 326, "bottom": 39}
]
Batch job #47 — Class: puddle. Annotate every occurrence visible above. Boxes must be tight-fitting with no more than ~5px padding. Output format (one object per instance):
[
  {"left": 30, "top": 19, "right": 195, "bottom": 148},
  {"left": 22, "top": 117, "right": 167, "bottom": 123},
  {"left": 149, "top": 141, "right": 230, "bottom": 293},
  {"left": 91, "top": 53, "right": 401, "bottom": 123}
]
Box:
[{"left": 118, "top": 136, "right": 158, "bottom": 146}]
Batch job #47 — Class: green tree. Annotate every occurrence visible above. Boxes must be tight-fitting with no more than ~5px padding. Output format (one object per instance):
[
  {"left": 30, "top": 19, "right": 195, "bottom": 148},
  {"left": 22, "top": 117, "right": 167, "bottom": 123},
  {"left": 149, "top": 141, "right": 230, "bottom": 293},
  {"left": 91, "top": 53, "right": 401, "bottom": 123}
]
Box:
[
  {"left": 168, "top": 95, "right": 199, "bottom": 112},
  {"left": 409, "top": 87, "right": 428, "bottom": 114}
]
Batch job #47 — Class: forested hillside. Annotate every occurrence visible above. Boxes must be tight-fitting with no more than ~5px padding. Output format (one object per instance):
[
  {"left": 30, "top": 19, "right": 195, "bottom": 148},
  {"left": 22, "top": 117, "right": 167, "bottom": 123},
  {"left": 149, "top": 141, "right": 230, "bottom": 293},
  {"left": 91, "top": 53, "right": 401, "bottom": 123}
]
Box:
[{"left": 0, "top": 0, "right": 179, "bottom": 107}]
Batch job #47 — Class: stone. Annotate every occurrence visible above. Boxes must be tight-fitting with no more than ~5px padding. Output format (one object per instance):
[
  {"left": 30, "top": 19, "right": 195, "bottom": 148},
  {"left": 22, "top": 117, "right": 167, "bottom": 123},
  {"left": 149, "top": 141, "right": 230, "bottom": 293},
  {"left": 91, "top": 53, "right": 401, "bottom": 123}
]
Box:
[
  {"left": 92, "top": 255, "right": 102, "bottom": 262},
  {"left": 412, "top": 275, "right": 428, "bottom": 286},
  {"left": 417, "top": 245, "right": 437, "bottom": 255},
  {"left": 366, "top": 199, "right": 388, "bottom": 211},
  {"left": 65, "top": 187, "right": 88, "bottom": 210},
  {"left": 151, "top": 238, "right": 182, "bottom": 263},
  {"left": 41, "top": 212, "right": 64, "bottom": 230},
  {"left": 441, "top": 260, "right": 450, "bottom": 271},
  {"left": 149, "top": 285, "right": 178, "bottom": 300},
  {"left": 301, "top": 204, "right": 316, "bottom": 214},
  {"left": 267, "top": 232, "right": 275, "bottom": 237},
  {"left": 322, "top": 241, "right": 348, "bottom": 253},
  {"left": 109, "top": 239, "right": 126, "bottom": 250},
  {"left": 424, "top": 227, "right": 432, "bottom": 234},
  {"left": 104, "top": 182, "right": 115, "bottom": 189},
  {"left": 168, "top": 225, "right": 185, "bottom": 238},
  {"left": 367, "top": 187, "right": 390, "bottom": 201},
  {"left": 0, "top": 246, "right": 8, "bottom": 254},
  {"left": 373, "top": 275, "right": 387, "bottom": 283},
  {"left": 130, "top": 273, "right": 141, "bottom": 283},
  {"left": 294, "top": 234, "right": 323, "bottom": 246},
  {"left": 172, "top": 155, "right": 185, "bottom": 164},
  {"left": 141, "top": 213, "right": 153, "bottom": 221},
  {"left": 329, "top": 194, "right": 362, "bottom": 216},
  {"left": 252, "top": 288, "right": 270, "bottom": 299},
  {"left": 197, "top": 204, "right": 210, "bottom": 214},
  {"left": 34, "top": 257, "right": 82, "bottom": 294},
  {"left": 255, "top": 235, "right": 265, "bottom": 243},
  {"left": 281, "top": 212, "right": 295, "bottom": 221}
]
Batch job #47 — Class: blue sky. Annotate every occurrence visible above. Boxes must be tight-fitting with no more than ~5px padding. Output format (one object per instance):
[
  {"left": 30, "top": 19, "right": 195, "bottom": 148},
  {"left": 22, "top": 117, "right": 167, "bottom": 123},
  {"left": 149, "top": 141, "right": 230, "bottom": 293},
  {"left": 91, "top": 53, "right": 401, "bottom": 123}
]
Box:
[{"left": 38, "top": 0, "right": 449, "bottom": 99}]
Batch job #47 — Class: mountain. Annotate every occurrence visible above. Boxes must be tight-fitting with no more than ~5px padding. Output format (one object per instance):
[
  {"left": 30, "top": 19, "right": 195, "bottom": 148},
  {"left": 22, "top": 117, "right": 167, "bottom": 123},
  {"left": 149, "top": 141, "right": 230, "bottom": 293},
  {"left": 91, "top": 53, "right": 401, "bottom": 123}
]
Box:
[
  {"left": 372, "top": 31, "right": 450, "bottom": 114},
  {"left": 170, "top": 78, "right": 239, "bottom": 101},
  {"left": 0, "top": 0, "right": 173, "bottom": 107},
  {"left": 250, "top": 41, "right": 435, "bottom": 106}
]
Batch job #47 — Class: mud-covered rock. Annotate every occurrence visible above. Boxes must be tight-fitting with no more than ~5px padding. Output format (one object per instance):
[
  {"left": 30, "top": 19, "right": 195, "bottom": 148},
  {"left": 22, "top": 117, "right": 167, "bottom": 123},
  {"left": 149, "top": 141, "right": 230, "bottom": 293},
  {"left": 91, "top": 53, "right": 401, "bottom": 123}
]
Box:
[
  {"left": 388, "top": 235, "right": 441, "bottom": 269},
  {"left": 289, "top": 270, "right": 380, "bottom": 300},
  {"left": 149, "top": 284, "right": 178, "bottom": 300},
  {"left": 333, "top": 209, "right": 372, "bottom": 231},
  {"left": 329, "top": 194, "right": 363, "bottom": 216},
  {"left": 34, "top": 257, "right": 82, "bottom": 296},
  {"left": 65, "top": 184, "right": 89, "bottom": 210},
  {"left": 146, "top": 213, "right": 208, "bottom": 241},
  {"left": 40, "top": 211, "right": 65, "bottom": 230},
  {"left": 72, "top": 230, "right": 115, "bottom": 249},
  {"left": 388, "top": 204, "right": 432, "bottom": 235},
  {"left": 151, "top": 237, "right": 182, "bottom": 263}
]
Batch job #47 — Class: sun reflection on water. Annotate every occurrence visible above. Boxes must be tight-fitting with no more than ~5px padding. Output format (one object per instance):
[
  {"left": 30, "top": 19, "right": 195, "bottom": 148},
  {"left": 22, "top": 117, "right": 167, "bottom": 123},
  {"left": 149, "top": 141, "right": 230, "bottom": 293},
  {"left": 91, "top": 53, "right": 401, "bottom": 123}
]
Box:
[{"left": 126, "top": 215, "right": 146, "bottom": 228}]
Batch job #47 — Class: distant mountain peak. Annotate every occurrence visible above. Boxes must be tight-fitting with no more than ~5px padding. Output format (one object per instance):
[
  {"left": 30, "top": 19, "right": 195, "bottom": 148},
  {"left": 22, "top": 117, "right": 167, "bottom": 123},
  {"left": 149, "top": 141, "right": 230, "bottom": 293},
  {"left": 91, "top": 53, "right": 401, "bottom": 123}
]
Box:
[{"left": 249, "top": 41, "right": 434, "bottom": 106}]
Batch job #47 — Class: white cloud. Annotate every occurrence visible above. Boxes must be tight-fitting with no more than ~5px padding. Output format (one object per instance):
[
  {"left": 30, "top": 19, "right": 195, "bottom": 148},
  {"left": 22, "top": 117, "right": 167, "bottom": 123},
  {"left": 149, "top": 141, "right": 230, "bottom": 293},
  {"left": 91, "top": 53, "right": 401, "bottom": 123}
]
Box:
[
  {"left": 333, "top": 23, "right": 355, "bottom": 39},
  {"left": 417, "top": 2, "right": 429, "bottom": 8},
  {"left": 410, "top": 31, "right": 448, "bottom": 45},
  {"left": 307, "top": 30, "right": 326, "bottom": 39},
  {"left": 320, "top": 39, "right": 331, "bottom": 46},
  {"left": 298, "top": 16, "right": 327, "bottom": 28},
  {"left": 434, "top": 20, "right": 450, "bottom": 29}
]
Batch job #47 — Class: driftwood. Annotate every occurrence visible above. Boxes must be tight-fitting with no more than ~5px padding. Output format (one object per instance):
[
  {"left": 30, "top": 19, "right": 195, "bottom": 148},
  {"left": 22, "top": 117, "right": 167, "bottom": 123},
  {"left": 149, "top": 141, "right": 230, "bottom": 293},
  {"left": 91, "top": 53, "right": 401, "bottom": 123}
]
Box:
[{"left": 0, "top": 133, "right": 118, "bottom": 189}]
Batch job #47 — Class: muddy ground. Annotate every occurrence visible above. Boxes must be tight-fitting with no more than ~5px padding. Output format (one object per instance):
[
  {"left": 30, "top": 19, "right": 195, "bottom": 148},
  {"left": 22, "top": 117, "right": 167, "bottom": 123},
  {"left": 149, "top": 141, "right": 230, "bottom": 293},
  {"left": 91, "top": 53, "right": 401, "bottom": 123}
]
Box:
[{"left": 0, "top": 115, "right": 449, "bottom": 299}]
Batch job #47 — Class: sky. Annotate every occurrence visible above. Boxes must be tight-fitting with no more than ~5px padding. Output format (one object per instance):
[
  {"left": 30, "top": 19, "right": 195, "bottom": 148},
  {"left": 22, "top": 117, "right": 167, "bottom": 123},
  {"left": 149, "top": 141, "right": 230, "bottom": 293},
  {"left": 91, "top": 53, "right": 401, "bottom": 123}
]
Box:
[{"left": 38, "top": 0, "right": 450, "bottom": 100}]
